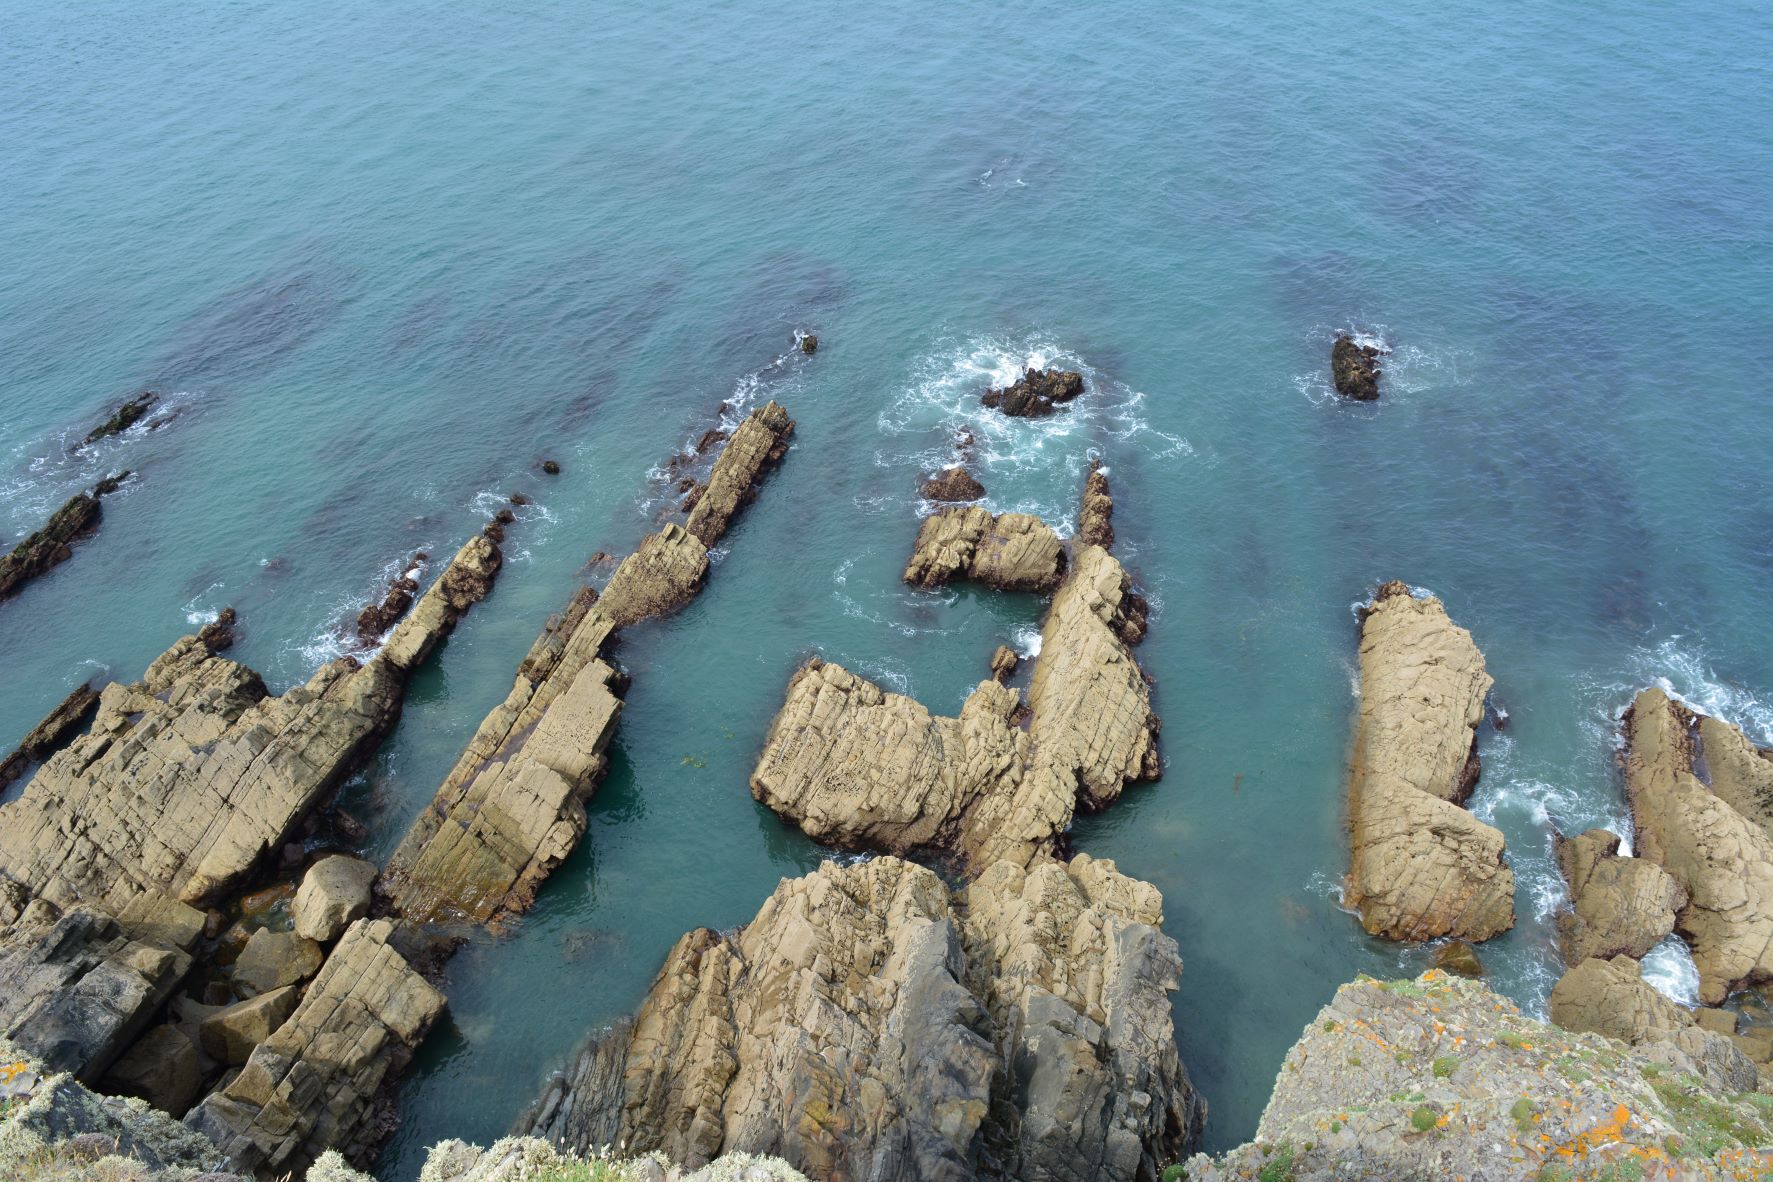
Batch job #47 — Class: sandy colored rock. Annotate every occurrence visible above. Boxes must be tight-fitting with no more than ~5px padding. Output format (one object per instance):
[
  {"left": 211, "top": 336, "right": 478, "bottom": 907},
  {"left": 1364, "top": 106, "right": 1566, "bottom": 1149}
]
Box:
[
  {"left": 198, "top": 986, "right": 299, "bottom": 1066},
  {"left": 102, "top": 1024, "right": 202, "bottom": 1117},
  {"left": 1182, "top": 971, "right": 1773, "bottom": 1182},
  {"left": 903, "top": 506, "right": 1065, "bottom": 593},
  {"left": 1554, "top": 828, "right": 1684, "bottom": 962},
  {"left": 0, "top": 533, "right": 499, "bottom": 917},
  {"left": 683, "top": 400, "right": 794, "bottom": 545},
  {"left": 231, "top": 928, "right": 322, "bottom": 995},
  {"left": 1697, "top": 712, "right": 1773, "bottom": 838},
  {"left": 0, "top": 681, "right": 100, "bottom": 789},
  {"left": 186, "top": 918, "right": 445, "bottom": 1177},
  {"left": 597, "top": 524, "right": 709, "bottom": 627},
  {"left": 1075, "top": 458, "right": 1114, "bottom": 550},
  {"left": 989, "top": 645, "right": 1018, "bottom": 682},
  {"left": 1624, "top": 687, "right": 1773, "bottom": 1003},
  {"left": 1345, "top": 582, "right": 1513, "bottom": 942},
  {"left": 291, "top": 855, "right": 376, "bottom": 943},
  {"left": 523, "top": 855, "right": 1200, "bottom": 1182},
  {"left": 1549, "top": 954, "right": 1756, "bottom": 1093}
]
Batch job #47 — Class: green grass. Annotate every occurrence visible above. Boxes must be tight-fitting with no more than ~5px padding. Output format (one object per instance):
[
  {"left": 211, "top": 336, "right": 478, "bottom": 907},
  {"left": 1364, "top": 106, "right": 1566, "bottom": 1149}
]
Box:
[
  {"left": 1648, "top": 1074, "right": 1773, "bottom": 1158},
  {"left": 1161, "top": 1165, "right": 1187, "bottom": 1182},
  {"left": 1431, "top": 1056, "right": 1459, "bottom": 1079},
  {"left": 1410, "top": 1106, "right": 1438, "bottom": 1132},
  {"left": 1256, "top": 1141, "right": 1297, "bottom": 1182}
]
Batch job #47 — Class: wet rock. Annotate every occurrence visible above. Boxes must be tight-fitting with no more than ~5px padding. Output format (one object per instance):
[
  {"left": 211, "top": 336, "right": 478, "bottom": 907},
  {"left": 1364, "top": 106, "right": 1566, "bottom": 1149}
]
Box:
[
  {"left": 1549, "top": 954, "right": 1757, "bottom": 1093},
  {"left": 79, "top": 393, "right": 157, "bottom": 447},
  {"left": 981, "top": 367, "right": 1084, "bottom": 418},
  {"left": 1330, "top": 335, "right": 1381, "bottom": 400},
  {"left": 0, "top": 471, "right": 131, "bottom": 602},
  {"left": 902, "top": 506, "right": 1065, "bottom": 593},
  {"left": 989, "top": 645, "right": 1018, "bottom": 682},
  {"left": 231, "top": 928, "right": 322, "bottom": 995},
  {"left": 198, "top": 986, "right": 299, "bottom": 1066},
  {"left": 186, "top": 918, "right": 446, "bottom": 1176},
  {"left": 523, "top": 855, "right": 1201, "bottom": 1180},
  {"left": 1554, "top": 827, "right": 1683, "bottom": 962},
  {"left": 1623, "top": 687, "right": 1773, "bottom": 1004},
  {"left": 352, "top": 555, "right": 423, "bottom": 645},
  {"left": 799, "top": 333, "right": 817, "bottom": 354},
  {"left": 918, "top": 466, "right": 985, "bottom": 502},
  {"left": 1345, "top": 582, "right": 1513, "bottom": 942},
  {"left": 0, "top": 681, "right": 100, "bottom": 790},
  {"left": 1430, "top": 939, "right": 1484, "bottom": 978},
  {"left": 1076, "top": 459, "right": 1114, "bottom": 550},
  {"left": 683, "top": 400, "right": 794, "bottom": 545},
  {"left": 1181, "top": 971, "right": 1773, "bottom": 1182},
  {"left": 291, "top": 855, "right": 376, "bottom": 943},
  {"left": 542, "top": 459, "right": 561, "bottom": 475}
]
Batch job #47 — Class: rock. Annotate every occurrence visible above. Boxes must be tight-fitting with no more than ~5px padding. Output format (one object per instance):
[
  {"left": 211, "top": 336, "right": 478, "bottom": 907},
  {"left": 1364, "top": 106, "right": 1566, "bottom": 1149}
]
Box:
[
  {"left": 352, "top": 555, "right": 423, "bottom": 645},
  {"left": 1549, "top": 954, "right": 1757, "bottom": 1093},
  {"left": 980, "top": 367, "right": 1084, "bottom": 418},
  {"left": 1076, "top": 459, "right": 1113, "bottom": 550},
  {"left": 1623, "top": 687, "right": 1773, "bottom": 1003},
  {"left": 1430, "top": 939, "right": 1483, "bottom": 977},
  {"left": 198, "top": 986, "right": 299, "bottom": 1066},
  {"left": 918, "top": 466, "right": 985, "bottom": 502},
  {"left": 989, "top": 645, "right": 1018, "bottom": 682},
  {"left": 79, "top": 393, "right": 157, "bottom": 447},
  {"left": 902, "top": 506, "right": 1065, "bottom": 593},
  {"left": 291, "top": 855, "right": 375, "bottom": 943},
  {"left": 683, "top": 400, "right": 794, "bottom": 546},
  {"left": 1554, "top": 828, "right": 1684, "bottom": 961},
  {"left": 799, "top": 334, "right": 817, "bottom": 354},
  {"left": 542, "top": 459, "right": 561, "bottom": 475},
  {"left": 1697, "top": 1007, "right": 1739, "bottom": 1036},
  {"left": 1345, "top": 581, "right": 1513, "bottom": 942},
  {"left": 755, "top": 545, "right": 1159, "bottom": 871},
  {"left": 1696, "top": 712, "right": 1773, "bottom": 838},
  {"left": 597, "top": 524, "right": 710, "bottom": 626},
  {"left": 0, "top": 472, "right": 130, "bottom": 602},
  {"left": 0, "top": 532, "right": 499, "bottom": 917},
  {"left": 522, "top": 855, "right": 1201, "bottom": 1180},
  {"left": 1330, "top": 335, "right": 1381, "bottom": 400},
  {"left": 0, "top": 681, "right": 100, "bottom": 789},
  {"left": 186, "top": 918, "right": 446, "bottom": 1176},
  {"left": 1180, "top": 971, "right": 1773, "bottom": 1182},
  {"left": 0, "top": 906, "right": 191, "bottom": 1082},
  {"left": 231, "top": 928, "right": 322, "bottom": 995},
  {"left": 405, "top": 1138, "right": 809, "bottom": 1182},
  {"left": 103, "top": 1025, "right": 201, "bottom": 1115}
]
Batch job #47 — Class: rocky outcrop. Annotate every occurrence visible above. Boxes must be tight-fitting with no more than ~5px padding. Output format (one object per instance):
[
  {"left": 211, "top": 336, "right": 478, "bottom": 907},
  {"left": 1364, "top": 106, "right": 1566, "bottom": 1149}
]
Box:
[
  {"left": 523, "top": 855, "right": 1201, "bottom": 1182},
  {"left": 682, "top": 399, "right": 794, "bottom": 545},
  {"left": 598, "top": 523, "right": 709, "bottom": 626},
  {"left": 1330, "top": 335, "right": 1381, "bottom": 400},
  {"left": 1555, "top": 828, "right": 1684, "bottom": 962},
  {"left": 0, "top": 533, "right": 500, "bottom": 917},
  {"left": 102, "top": 1024, "right": 202, "bottom": 1118},
  {"left": 903, "top": 506, "right": 1065, "bottom": 593},
  {"left": 1076, "top": 459, "right": 1113, "bottom": 550},
  {"left": 1345, "top": 582, "right": 1513, "bottom": 942},
  {"left": 186, "top": 918, "right": 445, "bottom": 1178},
  {"left": 352, "top": 553, "right": 424, "bottom": 645},
  {"left": 919, "top": 466, "right": 986, "bottom": 502},
  {"left": 0, "top": 680, "right": 100, "bottom": 789},
  {"left": 0, "top": 470, "right": 130, "bottom": 601},
  {"left": 981, "top": 368, "right": 1084, "bottom": 418},
  {"left": 1696, "top": 712, "right": 1773, "bottom": 838},
  {"left": 755, "top": 544, "right": 1159, "bottom": 871},
  {"left": 79, "top": 393, "right": 157, "bottom": 447},
  {"left": 1182, "top": 971, "right": 1773, "bottom": 1182},
  {"left": 291, "top": 855, "right": 376, "bottom": 943},
  {"left": 231, "top": 928, "right": 322, "bottom": 995}
]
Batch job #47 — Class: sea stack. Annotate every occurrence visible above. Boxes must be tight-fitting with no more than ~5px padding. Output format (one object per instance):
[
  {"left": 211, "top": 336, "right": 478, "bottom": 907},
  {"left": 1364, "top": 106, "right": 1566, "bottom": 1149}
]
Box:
[
  {"left": 980, "top": 366, "right": 1084, "bottom": 417},
  {"left": 1331, "top": 335, "right": 1381, "bottom": 400}
]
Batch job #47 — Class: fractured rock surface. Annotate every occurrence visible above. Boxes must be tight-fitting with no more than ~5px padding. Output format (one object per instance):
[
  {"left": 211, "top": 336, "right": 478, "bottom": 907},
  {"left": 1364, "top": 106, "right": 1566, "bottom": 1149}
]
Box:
[
  {"left": 0, "top": 471, "right": 131, "bottom": 601},
  {"left": 902, "top": 506, "right": 1065, "bottom": 593},
  {"left": 1555, "top": 828, "right": 1683, "bottom": 962}
]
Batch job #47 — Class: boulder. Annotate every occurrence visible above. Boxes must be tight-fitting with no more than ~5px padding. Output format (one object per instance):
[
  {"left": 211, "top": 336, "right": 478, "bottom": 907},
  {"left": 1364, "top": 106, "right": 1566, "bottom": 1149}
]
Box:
[
  {"left": 291, "top": 855, "right": 376, "bottom": 943},
  {"left": 918, "top": 466, "right": 986, "bottom": 502},
  {"left": 1345, "top": 582, "right": 1513, "bottom": 942},
  {"left": 980, "top": 367, "right": 1085, "bottom": 418},
  {"left": 1554, "top": 828, "right": 1683, "bottom": 961},
  {"left": 102, "top": 1024, "right": 202, "bottom": 1116},
  {"left": 799, "top": 334, "right": 817, "bottom": 354},
  {"left": 542, "top": 459, "right": 561, "bottom": 475},
  {"left": 231, "top": 928, "right": 322, "bottom": 995},
  {"left": 198, "top": 986, "right": 299, "bottom": 1065},
  {"left": 1330, "top": 335, "right": 1381, "bottom": 400},
  {"left": 1430, "top": 939, "right": 1484, "bottom": 977},
  {"left": 903, "top": 506, "right": 1065, "bottom": 593},
  {"left": 0, "top": 472, "right": 130, "bottom": 601},
  {"left": 351, "top": 555, "right": 423, "bottom": 645},
  {"left": 522, "top": 855, "right": 1201, "bottom": 1181},
  {"left": 989, "top": 645, "right": 1018, "bottom": 682},
  {"left": 1549, "top": 954, "right": 1757, "bottom": 1093}
]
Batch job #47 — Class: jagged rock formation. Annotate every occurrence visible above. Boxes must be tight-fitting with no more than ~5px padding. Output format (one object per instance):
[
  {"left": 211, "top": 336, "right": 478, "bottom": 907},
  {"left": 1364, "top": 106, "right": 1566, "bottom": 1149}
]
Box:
[
  {"left": 1623, "top": 687, "right": 1773, "bottom": 1005},
  {"left": 523, "top": 855, "right": 1201, "bottom": 1182},
  {"left": 754, "top": 543, "right": 1159, "bottom": 871},
  {"left": 0, "top": 470, "right": 130, "bottom": 601},
  {"left": 1555, "top": 828, "right": 1684, "bottom": 962},
  {"left": 1345, "top": 582, "right": 1514, "bottom": 942},
  {"left": 1330, "top": 335, "right": 1381, "bottom": 400},
  {"left": 0, "top": 680, "right": 100, "bottom": 789},
  {"left": 352, "top": 553, "right": 424, "bottom": 644},
  {"left": 981, "top": 367, "right": 1084, "bottom": 418},
  {"left": 1182, "top": 971, "right": 1773, "bottom": 1182},
  {"left": 79, "top": 393, "right": 157, "bottom": 447},
  {"left": 903, "top": 506, "right": 1065, "bottom": 593},
  {"left": 1076, "top": 459, "right": 1113, "bottom": 549},
  {"left": 0, "top": 534, "right": 500, "bottom": 918},
  {"left": 384, "top": 403, "right": 793, "bottom": 927},
  {"left": 186, "top": 918, "right": 446, "bottom": 1178},
  {"left": 919, "top": 466, "right": 986, "bottom": 502}
]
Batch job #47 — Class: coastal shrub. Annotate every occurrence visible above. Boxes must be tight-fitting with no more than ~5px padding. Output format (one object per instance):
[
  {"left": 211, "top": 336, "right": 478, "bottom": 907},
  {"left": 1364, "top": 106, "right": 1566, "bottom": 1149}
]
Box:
[
  {"left": 1431, "top": 1056, "right": 1458, "bottom": 1078},
  {"left": 1255, "top": 1141, "right": 1296, "bottom": 1182},
  {"left": 1161, "top": 1165, "right": 1187, "bottom": 1182},
  {"left": 1409, "top": 1105, "right": 1437, "bottom": 1132}
]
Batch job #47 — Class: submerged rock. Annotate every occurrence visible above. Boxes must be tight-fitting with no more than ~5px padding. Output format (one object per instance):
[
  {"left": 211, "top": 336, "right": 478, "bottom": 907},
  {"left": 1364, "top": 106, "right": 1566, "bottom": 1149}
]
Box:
[
  {"left": 1181, "top": 971, "right": 1773, "bottom": 1181},
  {"left": 0, "top": 471, "right": 131, "bottom": 602},
  {"left": 1555, "top": 827, "right": 1684, "bottom": 962},
  {"left": 1345, "top": 581, "right": 1513, "bottom": 942},
  {"left": 918, "top": 465, "right": 986, "bottom": 502},
  {"left": 79, "top": 393, "right": 157, "bottom": 447},
  {"left": 903, "top": 506, "right": 1065, "bottom": 593},
  {"left": 542, "top": 458, "right": 561, "bottom": 475},
  {"left": 799, "top": 333, "right": 818, "bottom": 354},
  {"left": 1330, "top": 335, "right": 1381, "bottom": 400},
  {"left": 980, "top": 367, "right": 1084, "bottom": 418},
  {"left": 523, "top": 855, "right": 1201, "bottom": 1181}
]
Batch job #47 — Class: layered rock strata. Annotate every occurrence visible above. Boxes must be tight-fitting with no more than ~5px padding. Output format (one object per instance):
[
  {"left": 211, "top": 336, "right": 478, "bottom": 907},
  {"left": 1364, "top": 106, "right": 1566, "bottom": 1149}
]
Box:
[
  {"left": 0, "top": 470, "right": 130, "bottom": 601},
  {"left": 1622, "top": 687, "right": 1773, "bottom": 1004},
  {"left": 754, "top": 543, "right": 1159, "bottom": 871},
  {"left": 0, "top": 680, "right": 100, "bottom": 789},
  {"left": 902, "top": 506, "right": 1065, "bottom": 593},
  {"left": 1555, "top": 827, "right": 1684, "bottom": 962},
  {"left": 1181, "top": 971, "right": 1773, "bottom": 1181},
  {"left": 523, "top": 855, "right": 1201, "bottom": 1182},
  {"left": 383, "top": 403, "right": 792, "bottom": 926},
  {"left": 1345, "top": 581, "right": 1514, "bottom": 942},
  {"left": 1076, "top": 458, "right": 1113, "bottom": 550}
]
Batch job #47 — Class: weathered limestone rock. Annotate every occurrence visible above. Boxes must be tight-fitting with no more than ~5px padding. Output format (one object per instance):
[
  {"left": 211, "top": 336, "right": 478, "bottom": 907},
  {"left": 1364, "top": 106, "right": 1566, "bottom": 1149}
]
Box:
[
  {"left": 186, "top": 918, "right": 445, "bottom": 1177},
  {"left": 408, "top": 1138, "right": 811, "bottom": 1182},
  {"left": 1075, "top": 459, "right": 1113, "bottom": 550},
  {"left": 1330, "top": 335, "right": 1381, "bottom": 400},
  {"left": 755, "top": 545, "right": 1159, "bottom": 871},
  {"left": 231, "top": 928, "right": 322, "bottom": 995},
  {"left": 523, "top": 855, "right": 1200, "bottom": 1182},
  {"left": 0, "top": 680, "right": 100, "bottom": 789},
  {"left": 291, "top": 855, "right": 376, "bottom": 943},
  {"left": 1697, "top": 713, "right": 1773, "bottom": 838},
  {"left": 0, "top": 471, "right": 130, "bottom": 601},
  {"left": 1345, "top": 582, "right": 1513, "bottom": 942},
  {"left": 1623, "top": 687, "right": 1773, "bottom": 1004},
  {"left": 597, "top": 524, "right": 709, "bottom": 627},
  {"left": 1549, "top": 955, "right": 1756, "bottom": 1093},
  {"left": 989, "top": 645, "right": 1018, "bottom": 682},
  {"left": 1555, "top": 828, "right": 1684, "bottom": 962},
  {"left": 981, "top": 368, "right": 1084, "bottom": 418},
  {"left": 199, "top": 986, "right": 300, "bottom": 1066},
  {"left": 919, "top": 466, "right": 986, "bottom": 502},
  {"left": 0, "top": 533, "right": 500, "bottom": 917},
  {"left": 103, "top": 1024, "right": 202, "bottom": 1116},
  {"left": 902, "top": 507, "right": 1065, "bottom": 593},
  {"left": 1182, "top": 972, "right": 1773, "bottom": 1182},
  {"left": 0, "top": 907, "right": 191, "bottom": 1082},
  {"left": 683, "top": 400, "right": 794, "bottom": 545}
]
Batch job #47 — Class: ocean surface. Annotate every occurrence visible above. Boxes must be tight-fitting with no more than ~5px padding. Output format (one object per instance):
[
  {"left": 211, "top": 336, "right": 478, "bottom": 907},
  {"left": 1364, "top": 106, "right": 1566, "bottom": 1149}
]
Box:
[{"left": 4, "top": 2, "right": 1772, "bottom": 1174}]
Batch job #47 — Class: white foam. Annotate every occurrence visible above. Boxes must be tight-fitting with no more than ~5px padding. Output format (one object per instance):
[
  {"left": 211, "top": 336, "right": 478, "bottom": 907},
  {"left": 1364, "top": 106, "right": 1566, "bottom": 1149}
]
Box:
[
  {"left": 1012, "top": 627, "right": 1043, "bottom": 660},
  {"left": 1641, "top": 936, "right": 1702, "bottom": 1007},
  {"left": 1293, "top": 325, "right": 1474, "bottom": 408}
]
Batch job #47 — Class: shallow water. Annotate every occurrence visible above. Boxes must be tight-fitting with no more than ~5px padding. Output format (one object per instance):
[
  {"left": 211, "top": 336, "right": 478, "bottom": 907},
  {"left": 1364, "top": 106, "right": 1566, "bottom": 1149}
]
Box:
[{"left": 3, "top": 2, "right": 1772, "bottom": 1173}]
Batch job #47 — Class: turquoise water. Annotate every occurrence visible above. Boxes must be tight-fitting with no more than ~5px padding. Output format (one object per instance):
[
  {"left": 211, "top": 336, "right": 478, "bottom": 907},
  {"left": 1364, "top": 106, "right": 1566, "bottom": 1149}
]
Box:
[{"left": 4, "top": 2, "right": 1773, "bottom": 1174}]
